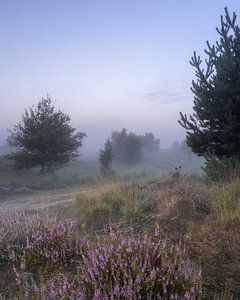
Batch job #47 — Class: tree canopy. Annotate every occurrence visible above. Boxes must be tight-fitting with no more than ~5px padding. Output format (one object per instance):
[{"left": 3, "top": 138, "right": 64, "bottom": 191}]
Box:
[
  {"left": 140, "top": 132, "right": 160, "bottom": 155},
  {"left": 107, "top": 129, "right": 160, "bottom": 165},
  {"left": 111, "top": 129, "right": 143, "bottom": 165},
  {"left": 7, "top": 96, "right": 86, "bottom": 171},
  {"left": 179, "top": 7, "right": 240, "bottom": 160},
  {"left": 98, "top": 139, "right": 113, "bottom": 175}
]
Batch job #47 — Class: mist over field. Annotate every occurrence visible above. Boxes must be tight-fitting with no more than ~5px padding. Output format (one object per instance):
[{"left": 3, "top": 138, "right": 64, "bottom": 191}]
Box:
[
  {"left": 1, "top": 1, "right": 240, "bottom": 299},
  {"left": 1, "top": 0, "right": 238, "bottom": 154}
]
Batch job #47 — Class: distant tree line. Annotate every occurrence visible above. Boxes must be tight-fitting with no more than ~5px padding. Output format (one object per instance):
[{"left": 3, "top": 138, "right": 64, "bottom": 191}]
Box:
[
  {"left": 4, "top": 8, "right": 240, "bottom": 180},
  {"left": 4, "top": 96, "right": 160, "bottom": 175},
  {"left": 98, "top": 128, "right": 160, "bottom": 174}
]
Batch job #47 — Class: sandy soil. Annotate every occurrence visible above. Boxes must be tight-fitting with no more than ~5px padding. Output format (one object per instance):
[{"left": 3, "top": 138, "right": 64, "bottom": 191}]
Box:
[{"left": 0, "top": 187, "right": 82, "bottom": 212}]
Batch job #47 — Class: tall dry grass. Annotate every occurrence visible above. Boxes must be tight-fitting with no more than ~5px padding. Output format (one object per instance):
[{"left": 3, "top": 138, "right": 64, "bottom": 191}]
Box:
[
  {"left": 215, "top": 180, "right": 240, "bottom": 221},
  {"left": 75, "top": 182, "right": 150, "bottom": 232}
]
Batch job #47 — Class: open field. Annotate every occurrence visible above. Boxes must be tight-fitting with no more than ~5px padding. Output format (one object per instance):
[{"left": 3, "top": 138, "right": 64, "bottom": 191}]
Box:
[
  {"left": 1, "top": 2, "right": 240, "bottom": 299},
  {"left": 0, "top": 175, "right": 240, "bottom": 299}
]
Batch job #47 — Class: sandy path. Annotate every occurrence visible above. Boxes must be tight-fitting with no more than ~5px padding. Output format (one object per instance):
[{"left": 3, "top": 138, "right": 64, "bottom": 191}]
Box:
[{"left": 0, "top": 187, "right": 83, "bottom": 212}]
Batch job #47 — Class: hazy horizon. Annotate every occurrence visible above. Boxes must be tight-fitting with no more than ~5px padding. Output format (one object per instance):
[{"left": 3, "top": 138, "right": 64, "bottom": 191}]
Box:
[{"left": 1, "top": 0, "right": 240, "bottom": 151}]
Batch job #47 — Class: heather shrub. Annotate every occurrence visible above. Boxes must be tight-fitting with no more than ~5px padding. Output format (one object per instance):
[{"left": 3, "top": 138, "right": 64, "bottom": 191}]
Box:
[
  {"left": 0, "top": 210, "right": 87, "bottom": 297},
  {"left": 0, "top": 210, "right": 86, "bottom": 273},
  {"left": 14, "top": 227, "right": 202, "bottom": 299},
  {"left": 0, "top": 210, "right": 61, "bottom": 265},
  {"left": 78, "top": 227, "right": 202, "bottom": 299},
  {"left": 0, "top": 209, "right": 202, "bottom": 299}
]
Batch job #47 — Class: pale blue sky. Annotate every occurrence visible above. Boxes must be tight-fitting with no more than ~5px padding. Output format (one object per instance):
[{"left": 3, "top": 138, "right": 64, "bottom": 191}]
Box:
[{"left": 0, "top": 0, "right": 239, "bottom": 150}]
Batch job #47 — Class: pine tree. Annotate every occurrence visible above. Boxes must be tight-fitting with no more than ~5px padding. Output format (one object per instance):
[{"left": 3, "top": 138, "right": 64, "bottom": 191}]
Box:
[
  {"left": 7, "top": 96, "right": 86, "bottom": 171},
  {"left": 179, "top": 7, "right": 240, "bottom": 160},
  {"left": 99, "top": 139, "right": 114, "bottom": 175}
]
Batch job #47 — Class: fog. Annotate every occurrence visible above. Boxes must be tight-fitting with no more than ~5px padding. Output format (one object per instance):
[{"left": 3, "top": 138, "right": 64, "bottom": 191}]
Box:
[
  {"left": 1, "top": 3, "right": 240, "bottom": 298},
  {"left": 0, "top": 0, "right": 239, "bottom": 153},
  {"left": 0, "top": 123, "right": 186, "bottom": 158},
  {"left": 0, "top": 0, "right": 239, "bottom": 160}
]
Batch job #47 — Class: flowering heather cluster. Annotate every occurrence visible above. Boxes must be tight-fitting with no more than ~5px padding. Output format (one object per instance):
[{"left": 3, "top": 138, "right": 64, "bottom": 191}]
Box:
[
  {"left": 0, "top": 210, "right": 86, "bottom": 269},
  {"left": 0, "top": 210, "right": 202, "bottom": 299},
  {"left": 78, "top": 226, "right": 202, "bottom": 299}
]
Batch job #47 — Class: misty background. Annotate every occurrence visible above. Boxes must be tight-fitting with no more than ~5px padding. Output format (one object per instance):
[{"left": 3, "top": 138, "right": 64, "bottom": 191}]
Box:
[{"left": 1, "top": 0, "right": 239, "bottom": 157}]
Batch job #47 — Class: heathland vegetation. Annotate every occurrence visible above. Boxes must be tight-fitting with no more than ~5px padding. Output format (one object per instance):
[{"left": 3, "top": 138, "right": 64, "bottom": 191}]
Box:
[{"left": 0, "top": 6, "right": 240, "bottom": 300}]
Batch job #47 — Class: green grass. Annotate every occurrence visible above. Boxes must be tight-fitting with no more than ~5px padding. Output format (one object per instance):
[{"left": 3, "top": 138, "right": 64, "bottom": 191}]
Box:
[
  {"left": 75, "top": 183, "right": 150, "bottom": 232},
  {"left": 215, "top": 180, "right": 240, "bottom": 221}
]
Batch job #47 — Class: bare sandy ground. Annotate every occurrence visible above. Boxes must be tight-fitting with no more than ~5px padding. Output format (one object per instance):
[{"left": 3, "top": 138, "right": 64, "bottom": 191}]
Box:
[{"left": 0, "top": 187, "right": 81, "bottom": 212}]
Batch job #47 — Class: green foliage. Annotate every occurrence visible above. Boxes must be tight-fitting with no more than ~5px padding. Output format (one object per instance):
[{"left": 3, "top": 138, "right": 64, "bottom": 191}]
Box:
[
  {"left": 204, "top": 155, "right": 240, "bottom": 182},
  {"left": 98, "top": 139, "right": 114, "bottom": 176},
  {"left": 179, "top": 8, "right": 240, "bottom": 161},
  {"left": 76, "top": 186, "right": 123, "bottom": 230},
  {"left": 120, "top": 188, "right": 145, "bottom": 222},
  {"left": 76, "top": 184, "right": 149, "bottom": 231},
  {"left": 215, "top": 180, "right": 240, "bottom": 221},
  {"left": 109, "top": 129, "right": 160, "bottom": 165},
  {"left": 6, "top": 96, "right": 86, "bottom": 171},
  {"left": 111, "top": 128, "right": 143, "bottom": 165},
  {"left": 139, "top": 132, "right": 160, "bottom": 161}
]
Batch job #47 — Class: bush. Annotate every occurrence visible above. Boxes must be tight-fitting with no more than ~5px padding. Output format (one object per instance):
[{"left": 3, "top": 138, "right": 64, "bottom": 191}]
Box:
[
  {"left": 0, "top": 210, "right": 88, "bottom": 297},
  {"left": 78, "top": 227, "right": 202, "bottom": 299},
  {"left": 0, "top": 211, "right": 85, "bottom": 269},
  {"left": 0, "top": 210, "right": 202, "bottom": 299}
]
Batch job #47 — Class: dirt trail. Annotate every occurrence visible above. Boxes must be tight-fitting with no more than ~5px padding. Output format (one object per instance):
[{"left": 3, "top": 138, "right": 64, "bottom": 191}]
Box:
[{"left": 0, "top": 186, "right": 87, "bottom": 212}]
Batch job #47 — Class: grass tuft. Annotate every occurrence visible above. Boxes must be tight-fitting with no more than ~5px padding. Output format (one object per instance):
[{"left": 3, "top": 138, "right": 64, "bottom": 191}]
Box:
[{"left": 215, "top": 180, "right": 240, "bottom": 221}]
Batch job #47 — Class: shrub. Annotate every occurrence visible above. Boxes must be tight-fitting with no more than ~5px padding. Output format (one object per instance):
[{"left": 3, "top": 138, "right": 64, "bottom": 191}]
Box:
[
  {"left": 0, "top": 210, "right": 202, "bottom": 299},
  {"left": 0, "top": 210, "right": 86, "bottom": 270},
  {"left": 15, "top": 228, "right": 202, "bottom": 299},
  {"left": 0, "top": 210, "right": 89, "bottom": 297},
  {"left": 78, "top": 228, "right": 202, "bottom": 299}
]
